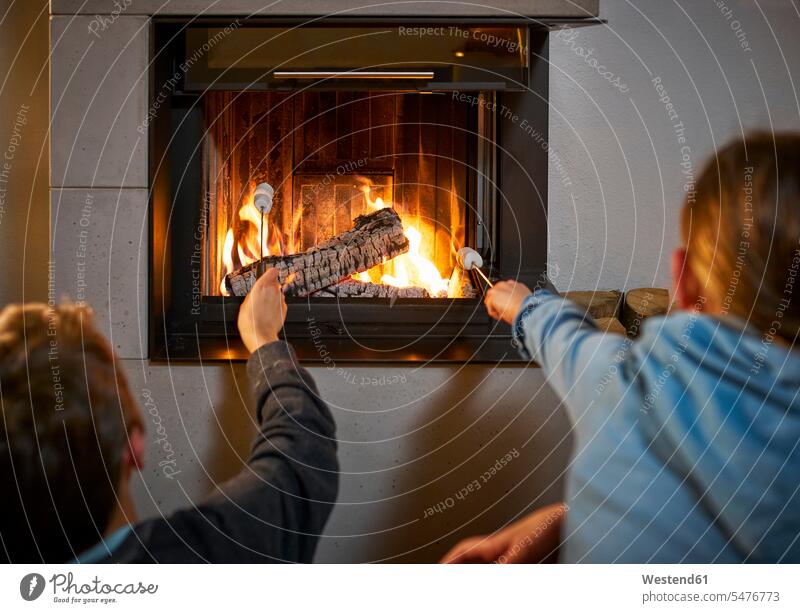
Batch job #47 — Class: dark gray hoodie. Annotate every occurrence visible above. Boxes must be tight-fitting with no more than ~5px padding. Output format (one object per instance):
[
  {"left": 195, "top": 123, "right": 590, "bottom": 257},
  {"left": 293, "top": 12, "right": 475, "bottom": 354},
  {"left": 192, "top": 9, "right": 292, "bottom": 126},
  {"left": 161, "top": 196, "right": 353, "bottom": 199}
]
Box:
[{"left": 83, "top": 342, "right": 338, "bottom": 563}]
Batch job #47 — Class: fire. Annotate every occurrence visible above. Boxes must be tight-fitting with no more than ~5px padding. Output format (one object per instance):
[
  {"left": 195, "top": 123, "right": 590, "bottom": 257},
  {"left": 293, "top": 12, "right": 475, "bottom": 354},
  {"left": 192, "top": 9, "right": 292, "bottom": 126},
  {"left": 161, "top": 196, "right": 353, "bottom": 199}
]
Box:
[
  {"left": 219, "top": 228, "right": 235, "bottom": 295},
  {"left": 379, "top": 226, "right": 450, "bottom": 297},
  {"left": 358, "top": 183, "right": 451, "bottom": 297},
  {"left": 217, "top": 179, "right": 459, "bottom": 298},
  {"left": 219, "top": 183, "right": 283, "bottom": 296}
]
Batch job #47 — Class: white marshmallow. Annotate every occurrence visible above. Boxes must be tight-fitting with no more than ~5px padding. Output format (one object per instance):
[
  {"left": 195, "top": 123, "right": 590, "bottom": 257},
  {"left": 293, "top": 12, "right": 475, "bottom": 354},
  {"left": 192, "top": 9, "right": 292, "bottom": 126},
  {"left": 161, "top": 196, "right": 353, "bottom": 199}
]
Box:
[
  {"left": 457, "top": 247, "right": 483, "bottom": 271},
  {"left": 254, "top": 182, "right": 274, "bottom": 214}
]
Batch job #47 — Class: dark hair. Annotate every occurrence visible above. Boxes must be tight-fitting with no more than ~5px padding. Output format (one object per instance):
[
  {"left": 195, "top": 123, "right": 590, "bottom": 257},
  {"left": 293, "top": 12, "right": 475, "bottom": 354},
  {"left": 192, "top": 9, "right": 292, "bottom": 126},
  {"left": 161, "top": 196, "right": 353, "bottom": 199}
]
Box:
[
  {"left": 681, "top": 133, "right": 800, "bottom": 340},
  {"left": 0, "top": 303, "right": 141, "bottom": 562}
]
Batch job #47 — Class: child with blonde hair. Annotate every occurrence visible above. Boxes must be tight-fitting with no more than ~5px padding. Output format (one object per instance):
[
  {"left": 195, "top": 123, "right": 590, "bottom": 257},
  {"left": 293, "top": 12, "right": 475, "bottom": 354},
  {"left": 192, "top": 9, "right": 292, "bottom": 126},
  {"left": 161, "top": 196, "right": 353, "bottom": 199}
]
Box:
[{"left": 445, "top": 133, "right": 800, "bottom": 563}]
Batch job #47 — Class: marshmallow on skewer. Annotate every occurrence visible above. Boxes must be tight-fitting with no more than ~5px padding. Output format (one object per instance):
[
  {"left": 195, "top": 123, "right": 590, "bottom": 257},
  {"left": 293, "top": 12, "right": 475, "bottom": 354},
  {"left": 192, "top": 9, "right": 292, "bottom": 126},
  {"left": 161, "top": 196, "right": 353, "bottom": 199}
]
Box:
[
  {"left": 254, "top": 182, "right": 275, "bottom": 214},
  {"left": 457, "top": 247, "right": 493, "bottom": 287},
  {"left": 457, "top": 247, "right": 484, "bottom": 271},
  {"left": 254, "top": 183, "right": 274, "bottom": 262}
]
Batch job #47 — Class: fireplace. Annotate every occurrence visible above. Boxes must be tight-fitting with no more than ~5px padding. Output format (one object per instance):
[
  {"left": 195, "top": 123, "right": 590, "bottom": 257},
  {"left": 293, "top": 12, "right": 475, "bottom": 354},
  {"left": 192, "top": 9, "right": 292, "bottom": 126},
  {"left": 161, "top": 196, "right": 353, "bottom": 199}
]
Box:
[{"left": 150, "top": 18, "right": 559, "bottom": 361}]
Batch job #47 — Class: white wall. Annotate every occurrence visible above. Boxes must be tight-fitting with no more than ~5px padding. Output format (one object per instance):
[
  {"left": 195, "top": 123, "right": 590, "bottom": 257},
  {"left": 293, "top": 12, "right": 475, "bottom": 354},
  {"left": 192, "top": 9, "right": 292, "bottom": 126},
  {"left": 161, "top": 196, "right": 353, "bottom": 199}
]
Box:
[{"left": 548, "top": 0, "right": 800, "bottom": 292}]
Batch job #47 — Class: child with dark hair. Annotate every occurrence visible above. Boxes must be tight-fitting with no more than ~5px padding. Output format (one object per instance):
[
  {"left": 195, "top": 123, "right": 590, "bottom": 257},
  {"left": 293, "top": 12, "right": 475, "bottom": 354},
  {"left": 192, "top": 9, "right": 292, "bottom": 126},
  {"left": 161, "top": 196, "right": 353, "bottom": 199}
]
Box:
[
  {"left": 444, "top": 133, "right": 800, "bottom": 563},
  {"left": 0, "top": 269, "right": 338, "bottom": 562}
]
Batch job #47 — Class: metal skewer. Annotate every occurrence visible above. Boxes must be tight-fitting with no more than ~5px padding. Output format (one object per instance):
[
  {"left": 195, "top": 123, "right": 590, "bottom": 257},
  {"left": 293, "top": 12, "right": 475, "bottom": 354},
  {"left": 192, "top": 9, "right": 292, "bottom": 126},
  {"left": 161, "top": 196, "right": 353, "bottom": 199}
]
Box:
[{"left": 472, "top": 266, "right": 494, "bottom": 288}]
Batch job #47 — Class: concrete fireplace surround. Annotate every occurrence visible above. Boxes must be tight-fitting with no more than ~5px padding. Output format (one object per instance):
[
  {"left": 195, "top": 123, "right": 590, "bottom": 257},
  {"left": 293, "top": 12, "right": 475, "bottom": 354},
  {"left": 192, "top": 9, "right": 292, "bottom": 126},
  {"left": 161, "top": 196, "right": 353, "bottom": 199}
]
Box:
[{"left": 48, "top": 1, "right": 592, "bottom": 562}]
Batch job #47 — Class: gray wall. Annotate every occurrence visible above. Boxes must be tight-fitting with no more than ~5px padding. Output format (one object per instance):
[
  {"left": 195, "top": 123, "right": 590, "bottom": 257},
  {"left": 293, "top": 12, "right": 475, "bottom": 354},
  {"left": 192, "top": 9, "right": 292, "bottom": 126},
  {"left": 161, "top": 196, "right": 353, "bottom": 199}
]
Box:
[{"left": 125, "top": 361, "right": 571, "bottom": 563}]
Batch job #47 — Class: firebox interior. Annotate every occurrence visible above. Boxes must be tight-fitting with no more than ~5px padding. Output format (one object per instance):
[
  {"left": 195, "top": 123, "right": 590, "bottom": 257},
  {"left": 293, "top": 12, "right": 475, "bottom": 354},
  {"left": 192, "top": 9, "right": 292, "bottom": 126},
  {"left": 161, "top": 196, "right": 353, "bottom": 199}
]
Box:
[{"left": 204, "top": 90, "right": 488, "bottom": 299}]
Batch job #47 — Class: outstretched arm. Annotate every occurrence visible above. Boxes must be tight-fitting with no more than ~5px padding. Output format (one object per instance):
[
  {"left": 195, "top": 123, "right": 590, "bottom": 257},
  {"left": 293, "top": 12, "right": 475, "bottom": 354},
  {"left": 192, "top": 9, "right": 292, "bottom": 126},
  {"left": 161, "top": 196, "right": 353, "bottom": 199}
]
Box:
[
  {"left": 204, "top": 268, "right": 338, "bottom": 561},
  {"left": 130, "top": 270, "right": 338, "bottom": 563},
  {"left": 486, "top": 281, "right": 632, "bottom": 416},
  {"left": 196, "top": 338, "right": 338, "bottom": 562}
]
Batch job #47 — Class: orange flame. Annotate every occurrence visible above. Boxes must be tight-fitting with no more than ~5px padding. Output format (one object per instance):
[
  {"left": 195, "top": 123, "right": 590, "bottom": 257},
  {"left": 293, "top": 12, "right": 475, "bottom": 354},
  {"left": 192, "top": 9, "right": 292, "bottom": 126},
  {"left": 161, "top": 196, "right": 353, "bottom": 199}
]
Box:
[
  {"left": 359, "top": 182, "right": 451, "bottom": 297},
  {"left": 220, "top": 228, "right": 235, "bottom": 295},
  {"left": 218, "top": 184, "right": 283, "bottom": 296},
  {"left": 379, "top": 226, "right": 450, "bottom": 296}
]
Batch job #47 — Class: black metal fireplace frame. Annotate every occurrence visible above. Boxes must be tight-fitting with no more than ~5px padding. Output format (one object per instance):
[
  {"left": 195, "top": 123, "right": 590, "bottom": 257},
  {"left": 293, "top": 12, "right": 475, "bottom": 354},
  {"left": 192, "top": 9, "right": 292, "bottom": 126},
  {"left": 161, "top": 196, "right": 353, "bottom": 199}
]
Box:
[{"left": 149, "top": 16, "right": 597, "bottom": 362}]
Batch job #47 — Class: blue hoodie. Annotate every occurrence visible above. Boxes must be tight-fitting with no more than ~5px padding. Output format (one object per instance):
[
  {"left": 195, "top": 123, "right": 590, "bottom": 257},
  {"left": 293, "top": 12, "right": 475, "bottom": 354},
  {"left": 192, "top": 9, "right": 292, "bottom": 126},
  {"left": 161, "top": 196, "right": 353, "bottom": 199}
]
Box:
[{"left": 514, "top": 290, "right": 800, "bottom": 563}]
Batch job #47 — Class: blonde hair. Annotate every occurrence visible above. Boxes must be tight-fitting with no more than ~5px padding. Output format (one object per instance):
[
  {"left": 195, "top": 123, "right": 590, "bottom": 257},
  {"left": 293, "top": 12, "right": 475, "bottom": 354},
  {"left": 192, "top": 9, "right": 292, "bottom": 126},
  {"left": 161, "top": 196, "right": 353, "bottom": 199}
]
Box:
[{"left": 681, "top": 133, "right": 800, "bottom": 341}]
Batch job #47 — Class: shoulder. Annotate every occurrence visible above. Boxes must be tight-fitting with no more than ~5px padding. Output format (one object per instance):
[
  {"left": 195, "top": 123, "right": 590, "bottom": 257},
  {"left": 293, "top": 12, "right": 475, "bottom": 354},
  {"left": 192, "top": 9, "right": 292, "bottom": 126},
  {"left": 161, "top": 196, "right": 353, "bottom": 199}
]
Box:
[
  {"left": 633, "top": 311, "right": 753, "bottom": 369},
  {"left": 103, "top": 515, "right": 209, "bottom": 563},
  {"left": 632, "top": 311, "right": 725, "bottom": 361}
]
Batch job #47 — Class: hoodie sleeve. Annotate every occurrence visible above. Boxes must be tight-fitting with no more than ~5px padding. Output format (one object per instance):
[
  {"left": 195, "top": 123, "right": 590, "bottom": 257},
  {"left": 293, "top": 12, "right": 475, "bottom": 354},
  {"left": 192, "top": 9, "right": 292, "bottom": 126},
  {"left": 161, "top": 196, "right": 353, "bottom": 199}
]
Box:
[
  {"left": 121, "top": 341, "right": 339, "bottom": 563},
  {"left": 202, "top": 340, "right": 339, "bottom": 560},
  {"left": 513, "top": 289, "right": 633, "bottom": 421}
]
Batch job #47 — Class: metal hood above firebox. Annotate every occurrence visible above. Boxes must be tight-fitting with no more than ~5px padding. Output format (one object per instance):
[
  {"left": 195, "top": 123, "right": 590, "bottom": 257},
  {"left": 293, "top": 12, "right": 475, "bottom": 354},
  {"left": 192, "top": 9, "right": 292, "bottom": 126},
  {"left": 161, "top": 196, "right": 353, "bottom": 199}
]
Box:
[{"left": 51, "top": 1, "right": 599, "bottom": 19}]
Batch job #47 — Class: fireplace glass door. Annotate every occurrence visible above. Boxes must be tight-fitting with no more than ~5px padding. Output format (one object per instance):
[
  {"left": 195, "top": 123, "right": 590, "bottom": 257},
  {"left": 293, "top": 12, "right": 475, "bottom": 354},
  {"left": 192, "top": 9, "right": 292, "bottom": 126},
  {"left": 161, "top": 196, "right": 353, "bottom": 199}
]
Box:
[{"left": 202, "top": 90, "right": 495, "bottom": 300}]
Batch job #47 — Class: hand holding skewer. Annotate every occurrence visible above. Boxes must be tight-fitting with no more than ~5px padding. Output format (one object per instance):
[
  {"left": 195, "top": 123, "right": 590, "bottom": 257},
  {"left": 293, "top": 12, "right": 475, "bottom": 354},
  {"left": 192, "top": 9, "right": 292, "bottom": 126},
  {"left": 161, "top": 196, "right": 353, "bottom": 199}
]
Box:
[
  {"left": 458, "top": 247, "right": 538, "bottom": 324},
  {"left": 484, "top": 280, "right": 532, "bottom": 324}
]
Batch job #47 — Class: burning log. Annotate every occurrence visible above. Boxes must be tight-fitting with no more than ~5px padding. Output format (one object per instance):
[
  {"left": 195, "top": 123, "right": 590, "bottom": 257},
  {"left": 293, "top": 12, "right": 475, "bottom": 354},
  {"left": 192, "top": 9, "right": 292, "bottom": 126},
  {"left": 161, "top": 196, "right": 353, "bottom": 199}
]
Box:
[
  {"left": 225, "top": 207, "right": 409, "bottom": 297},
  {"left": 314, "top": 279, "right": 431, "bottom": 298}
]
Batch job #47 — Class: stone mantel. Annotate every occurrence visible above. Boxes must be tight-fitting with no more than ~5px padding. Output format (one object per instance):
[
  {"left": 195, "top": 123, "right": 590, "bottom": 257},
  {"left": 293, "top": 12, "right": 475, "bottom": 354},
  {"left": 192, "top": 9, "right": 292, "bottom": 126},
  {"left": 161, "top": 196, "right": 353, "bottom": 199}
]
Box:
[{"left": 50, "top": 0, "right": 599, "bottom": 18}]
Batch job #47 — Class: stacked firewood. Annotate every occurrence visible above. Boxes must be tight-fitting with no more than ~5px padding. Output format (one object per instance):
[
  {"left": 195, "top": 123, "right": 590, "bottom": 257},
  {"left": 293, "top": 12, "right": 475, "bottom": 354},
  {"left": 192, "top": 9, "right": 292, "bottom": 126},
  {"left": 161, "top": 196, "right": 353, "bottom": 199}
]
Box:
[{"left": 562, "top": 288, "right": 671, "bottom": 337}]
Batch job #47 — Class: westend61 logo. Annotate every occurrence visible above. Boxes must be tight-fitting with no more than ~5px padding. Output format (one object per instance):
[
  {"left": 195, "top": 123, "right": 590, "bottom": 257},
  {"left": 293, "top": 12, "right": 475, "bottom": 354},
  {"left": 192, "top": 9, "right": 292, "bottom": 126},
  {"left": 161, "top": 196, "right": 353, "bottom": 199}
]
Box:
[{"left": 18, "top": 572, "right": 157, "bottom": 605}]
